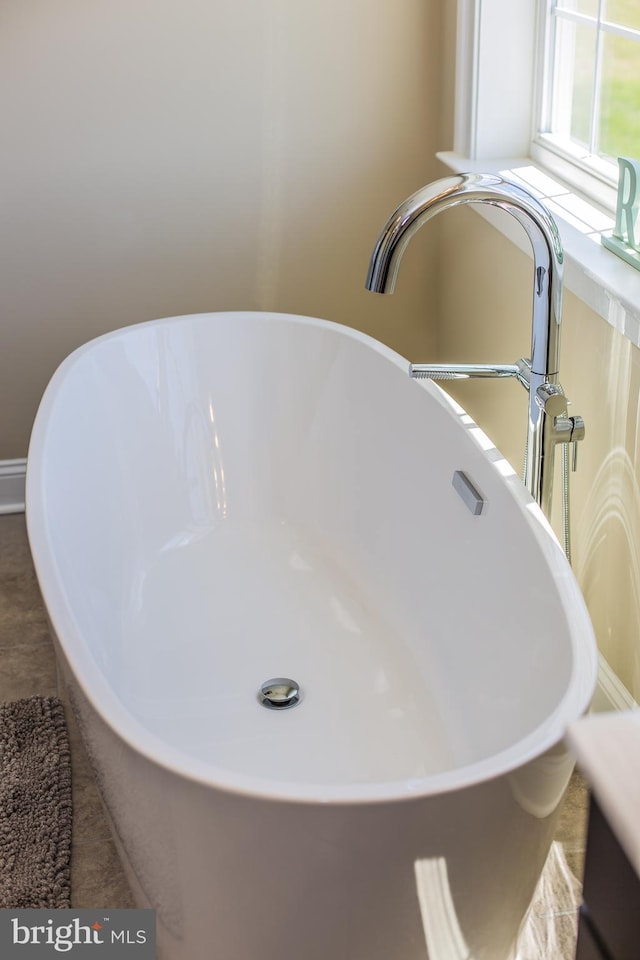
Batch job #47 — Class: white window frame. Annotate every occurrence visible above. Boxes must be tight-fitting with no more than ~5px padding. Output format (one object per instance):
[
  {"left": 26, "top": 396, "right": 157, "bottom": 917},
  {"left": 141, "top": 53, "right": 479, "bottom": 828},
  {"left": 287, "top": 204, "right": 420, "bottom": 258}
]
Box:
[
  {"left": 531, "top": 1, "right": 640, "bottom": 213},
  {"left": 454, "top": 0, "right": 537, "bottom": 162},
  {"left": 454, "top": 0, "right": 617, "bottom": 211},
  {"left": 448, "top": 0, "right": 640, "bottom": 346}
]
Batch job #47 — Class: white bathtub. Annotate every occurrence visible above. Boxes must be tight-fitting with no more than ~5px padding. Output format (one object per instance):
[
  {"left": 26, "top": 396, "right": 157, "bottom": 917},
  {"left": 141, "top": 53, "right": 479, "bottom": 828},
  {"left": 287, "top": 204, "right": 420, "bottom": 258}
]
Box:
[{"left": 26, "top": 311, "right": 597, "bottom": 960}]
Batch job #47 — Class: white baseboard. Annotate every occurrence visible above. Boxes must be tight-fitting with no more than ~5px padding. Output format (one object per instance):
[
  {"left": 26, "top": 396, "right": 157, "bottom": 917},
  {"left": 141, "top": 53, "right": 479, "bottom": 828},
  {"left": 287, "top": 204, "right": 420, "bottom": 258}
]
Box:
[
  {"left": 0, "top": 458, "right": 27, "bottom": 514},
  {"left": 592, "top": 652, "right": 639, "bottom": 713}
]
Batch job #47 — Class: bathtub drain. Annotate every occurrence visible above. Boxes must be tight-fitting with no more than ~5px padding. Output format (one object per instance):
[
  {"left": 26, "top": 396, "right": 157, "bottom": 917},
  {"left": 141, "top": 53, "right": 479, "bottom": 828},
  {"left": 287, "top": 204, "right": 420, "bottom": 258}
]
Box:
[{"left": 258, "top": 678, "right": 300, "bottom": 710}]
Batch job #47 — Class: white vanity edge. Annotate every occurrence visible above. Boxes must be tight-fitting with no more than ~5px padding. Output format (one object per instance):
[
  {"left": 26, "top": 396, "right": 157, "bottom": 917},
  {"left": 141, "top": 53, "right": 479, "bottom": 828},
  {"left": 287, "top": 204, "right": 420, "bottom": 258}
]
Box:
[{"left": 567, "top": 711, "right": 640, "bottom": 879}]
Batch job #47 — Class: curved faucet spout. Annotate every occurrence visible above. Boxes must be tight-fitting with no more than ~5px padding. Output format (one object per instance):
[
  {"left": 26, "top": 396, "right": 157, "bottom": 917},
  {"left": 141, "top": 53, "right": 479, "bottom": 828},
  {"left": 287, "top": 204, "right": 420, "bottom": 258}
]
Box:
[
  {"left": 365, "top": 173, "right": 576, "bottom": 522},
  {"left": 365, "top": 173, "right": 564, "bottom": 380}
]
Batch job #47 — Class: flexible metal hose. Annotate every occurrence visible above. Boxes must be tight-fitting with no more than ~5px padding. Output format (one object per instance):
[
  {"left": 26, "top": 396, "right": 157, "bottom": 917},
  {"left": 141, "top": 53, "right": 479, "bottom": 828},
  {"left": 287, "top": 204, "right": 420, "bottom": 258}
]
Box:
[
  {"left": 522, "top": 434, "right": 529, "bottom": 489},
  {"left": 561, "top": 442, "right": 571, "bottom": 564},
  {"left": 522, "top": 435, "right": 572, "bottom": 563}
]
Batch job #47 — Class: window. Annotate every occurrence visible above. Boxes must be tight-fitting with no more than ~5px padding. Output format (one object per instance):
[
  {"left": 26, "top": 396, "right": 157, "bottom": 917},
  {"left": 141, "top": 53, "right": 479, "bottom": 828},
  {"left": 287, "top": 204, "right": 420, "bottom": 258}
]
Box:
[
  {"left": 454, "top": 1, "right": 640, "bottom": 210},
  {"left": 533, "top": 1, "right": 640, "bottom": 207},
  {"left": 447, "top": 0, "right": 640, "bottom": 349}
]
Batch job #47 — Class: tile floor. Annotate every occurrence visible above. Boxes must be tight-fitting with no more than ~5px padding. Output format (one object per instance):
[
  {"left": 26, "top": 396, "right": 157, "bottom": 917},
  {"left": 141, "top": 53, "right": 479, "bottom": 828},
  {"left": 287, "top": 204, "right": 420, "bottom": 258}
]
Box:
[
  {"left": 0, "top": 511, "right": 589, "bottom": 953},
  {"left": 0, "top": 512, "right": 134, "bottom": 907}
]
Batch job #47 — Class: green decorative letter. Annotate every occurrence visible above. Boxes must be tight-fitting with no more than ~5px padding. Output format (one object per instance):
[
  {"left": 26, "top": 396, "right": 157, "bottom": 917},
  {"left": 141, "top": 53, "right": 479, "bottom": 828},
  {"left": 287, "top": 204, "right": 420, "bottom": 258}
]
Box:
[{"left": 614, "top": 157, "right": 640, "bottom": 252}]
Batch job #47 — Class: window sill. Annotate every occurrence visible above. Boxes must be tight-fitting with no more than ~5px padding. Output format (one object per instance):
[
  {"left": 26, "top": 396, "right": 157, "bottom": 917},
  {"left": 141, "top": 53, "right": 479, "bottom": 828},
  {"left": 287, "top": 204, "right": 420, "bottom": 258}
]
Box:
[{"left": 438, "top": 151, "right": 640, "bottom": 349}]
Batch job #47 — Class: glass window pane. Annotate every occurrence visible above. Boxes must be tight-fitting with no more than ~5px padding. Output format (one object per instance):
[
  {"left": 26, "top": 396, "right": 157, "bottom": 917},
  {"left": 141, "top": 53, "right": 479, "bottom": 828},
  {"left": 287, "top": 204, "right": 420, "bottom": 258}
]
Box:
[
  {"left": 604, "top": 1, "right": 640, "bottom": 31},
  {"left": 599, "top": 32, "right": 640, "bottom": 158},
  {"left": 555, "top": 1, "right": 599, "bottom": 16},
  {"left": 551, "top": 18, "right": 598, "bottom": 147}
]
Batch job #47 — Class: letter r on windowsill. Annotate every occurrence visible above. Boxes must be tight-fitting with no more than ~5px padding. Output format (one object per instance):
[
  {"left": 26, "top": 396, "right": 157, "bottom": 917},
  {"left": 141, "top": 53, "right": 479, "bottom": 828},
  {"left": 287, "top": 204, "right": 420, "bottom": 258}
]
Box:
[{"left": 614, "top": 157, "right": 640, "bottom": 251}]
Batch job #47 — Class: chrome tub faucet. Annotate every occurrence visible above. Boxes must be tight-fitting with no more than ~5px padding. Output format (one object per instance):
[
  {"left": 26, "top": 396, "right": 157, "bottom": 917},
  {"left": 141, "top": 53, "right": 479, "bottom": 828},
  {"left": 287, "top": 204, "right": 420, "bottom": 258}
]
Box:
[{"left": 365, "top": 173, "right": 584, "bottom": 549}]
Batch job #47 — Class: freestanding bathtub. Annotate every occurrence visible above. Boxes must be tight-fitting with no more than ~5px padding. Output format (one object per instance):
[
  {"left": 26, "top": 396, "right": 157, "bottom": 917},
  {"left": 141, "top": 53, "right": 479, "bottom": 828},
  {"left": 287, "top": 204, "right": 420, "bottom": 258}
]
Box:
[{"left": 26, "top": 311, "right": 597, "bottom": 960}]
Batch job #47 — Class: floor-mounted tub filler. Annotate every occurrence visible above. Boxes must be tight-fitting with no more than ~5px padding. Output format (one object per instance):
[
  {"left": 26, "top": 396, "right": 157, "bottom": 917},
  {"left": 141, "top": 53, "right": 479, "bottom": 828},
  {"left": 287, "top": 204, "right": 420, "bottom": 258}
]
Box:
[{"left": 26, "top": 183, "right": 597, "bottom": 960}]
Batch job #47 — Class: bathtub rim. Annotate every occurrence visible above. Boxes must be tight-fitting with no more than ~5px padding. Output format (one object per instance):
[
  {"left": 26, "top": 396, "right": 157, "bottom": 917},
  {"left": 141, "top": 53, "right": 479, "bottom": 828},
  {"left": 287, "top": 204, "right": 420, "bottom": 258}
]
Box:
[{"left": 25, "top": 310, "right": 599, "bottom": 806}]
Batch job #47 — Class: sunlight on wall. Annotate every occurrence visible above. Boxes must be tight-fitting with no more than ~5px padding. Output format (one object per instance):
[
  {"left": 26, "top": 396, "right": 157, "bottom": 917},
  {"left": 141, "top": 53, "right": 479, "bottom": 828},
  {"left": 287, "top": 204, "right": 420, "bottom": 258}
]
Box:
[{"left": 436, "top": 203, "right": 640, "bottom": 702}]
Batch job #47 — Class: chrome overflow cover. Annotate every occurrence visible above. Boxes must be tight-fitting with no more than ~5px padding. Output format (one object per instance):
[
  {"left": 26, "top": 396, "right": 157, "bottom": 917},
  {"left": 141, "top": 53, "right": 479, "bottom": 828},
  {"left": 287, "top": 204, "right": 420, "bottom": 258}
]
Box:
[{"left": 259, "top": 678, "right": 300, "bottom": 710}]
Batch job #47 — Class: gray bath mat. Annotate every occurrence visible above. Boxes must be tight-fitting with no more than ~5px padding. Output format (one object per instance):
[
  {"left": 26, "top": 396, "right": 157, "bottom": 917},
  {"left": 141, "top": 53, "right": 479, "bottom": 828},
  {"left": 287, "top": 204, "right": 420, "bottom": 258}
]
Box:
[{"left": 0, "top": 696, "right": 72, "bottom": 908}]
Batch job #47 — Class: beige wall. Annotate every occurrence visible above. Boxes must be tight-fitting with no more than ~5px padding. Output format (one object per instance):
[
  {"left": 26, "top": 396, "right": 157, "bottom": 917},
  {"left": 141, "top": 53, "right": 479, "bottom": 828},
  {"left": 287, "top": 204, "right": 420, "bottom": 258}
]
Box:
[
  {"left": 0, "top": 0, "right": 443, "bottom": 458},
  {"left": 435, "top": 205, "right": 640, "bottom": 702}
]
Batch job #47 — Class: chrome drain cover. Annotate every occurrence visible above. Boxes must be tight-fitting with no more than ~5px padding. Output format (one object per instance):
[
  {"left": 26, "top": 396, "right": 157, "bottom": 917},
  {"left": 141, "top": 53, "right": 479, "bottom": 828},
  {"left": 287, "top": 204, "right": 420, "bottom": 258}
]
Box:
[{"left": 259, "top": 678, "right": 300, "bottom": 710}]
